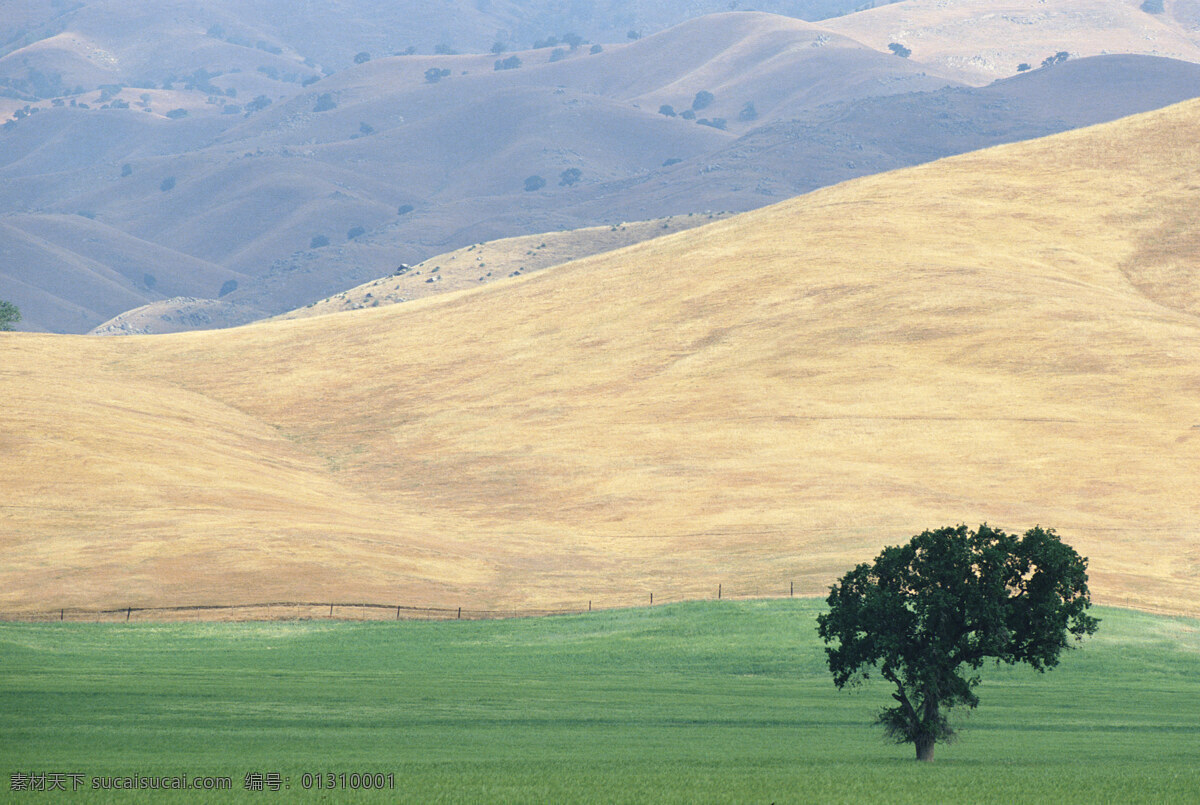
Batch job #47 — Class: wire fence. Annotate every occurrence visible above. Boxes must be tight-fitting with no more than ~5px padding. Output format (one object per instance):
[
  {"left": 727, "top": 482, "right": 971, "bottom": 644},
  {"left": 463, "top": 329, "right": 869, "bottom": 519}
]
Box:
[{"left": 0, "top": 583, "right": 817, "bottom": 623}]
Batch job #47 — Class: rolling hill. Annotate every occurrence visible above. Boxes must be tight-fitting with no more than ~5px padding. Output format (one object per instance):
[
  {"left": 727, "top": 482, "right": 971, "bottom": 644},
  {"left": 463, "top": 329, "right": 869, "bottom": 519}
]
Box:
[
  {"left": 2, "top": 99, "right": 1199, "bottom": 619},
  {"left": 826, "top": 0, "right": 1200, "bottom": 84}
]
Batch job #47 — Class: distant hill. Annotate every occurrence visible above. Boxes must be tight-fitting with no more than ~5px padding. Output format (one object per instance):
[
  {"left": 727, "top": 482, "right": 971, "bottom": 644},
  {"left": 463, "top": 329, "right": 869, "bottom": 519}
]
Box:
[
  {"left": 3, "top": 100, "right": 1200, "bottom": 618},
  {"left": 5, "top": 11, "right": 1200, "bottom": 334},
  {"left": 826, "top": 0, "right": 1200, "bottom": 84},
  {"left": 0, "top": 0, "right": 881, "bottom": 98},
  {"left": 2, "top": 12, "right": 957, "bottom": 332}
]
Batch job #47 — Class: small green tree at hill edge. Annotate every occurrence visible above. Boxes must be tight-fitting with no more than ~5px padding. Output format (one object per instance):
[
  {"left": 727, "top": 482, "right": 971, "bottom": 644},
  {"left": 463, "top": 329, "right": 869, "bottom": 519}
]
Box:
[
  {"left": 0, "top": 300, "right": 20, "bottom": 330},
  {"left": 816, "top": 524, "right": 1098, "bottom": 761}
]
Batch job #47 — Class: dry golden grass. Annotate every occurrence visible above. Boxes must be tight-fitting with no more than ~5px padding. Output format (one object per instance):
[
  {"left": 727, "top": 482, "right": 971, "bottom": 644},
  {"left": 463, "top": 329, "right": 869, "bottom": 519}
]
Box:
[
  {"left": 3, "top": 100, "right": 1200, "bottom": 618},
  {"left": 274, "top": 213, "right": 735, "bottom": 321}
]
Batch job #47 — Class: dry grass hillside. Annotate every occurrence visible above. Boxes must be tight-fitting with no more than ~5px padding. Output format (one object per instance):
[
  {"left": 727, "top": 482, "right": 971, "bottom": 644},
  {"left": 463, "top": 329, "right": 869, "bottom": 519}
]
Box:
[
  {"left": 828, "top": 0, "right": 1200, "bottom": 84},
  {"left": 3, "top": 100, "right": 1200, "bottom": 619},
  {"left": 273, "top": 213, "right": 735, "bottom": 322}
]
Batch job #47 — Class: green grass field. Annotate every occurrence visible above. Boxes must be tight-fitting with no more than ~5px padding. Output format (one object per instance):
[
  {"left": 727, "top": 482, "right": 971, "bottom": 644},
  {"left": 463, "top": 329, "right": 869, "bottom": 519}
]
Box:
[{"left": 2, "top": 600, "right": 1198, "bottom": 803}]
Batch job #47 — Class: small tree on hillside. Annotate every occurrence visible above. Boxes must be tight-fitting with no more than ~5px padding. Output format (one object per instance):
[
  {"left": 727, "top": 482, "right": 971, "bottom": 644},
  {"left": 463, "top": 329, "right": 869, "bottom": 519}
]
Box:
[
  {"left": 816, "top": 524, "right": 1098, "bottom": 761},
  {"left": 0, "top": 300, "right": 20, "bottom": 331},
  {"left": 888, "top": 42, "right": 912, "bottom": 58},
  {"left": 692, "top": 90, "right": 715, "bottom": 111}
]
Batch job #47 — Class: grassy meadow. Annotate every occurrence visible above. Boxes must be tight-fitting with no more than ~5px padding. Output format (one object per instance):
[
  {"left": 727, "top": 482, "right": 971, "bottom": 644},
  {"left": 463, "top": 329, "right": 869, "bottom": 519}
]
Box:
[{"left": 3, "top": 600, "right": 1198, "bottom": 803}]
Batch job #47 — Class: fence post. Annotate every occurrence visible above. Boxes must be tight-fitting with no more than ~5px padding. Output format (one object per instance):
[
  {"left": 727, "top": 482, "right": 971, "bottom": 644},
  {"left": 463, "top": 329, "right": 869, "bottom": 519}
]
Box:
[
  {"left": 650, "top": 592, "right": 653, "bottom": 605},
  {"left": 396, "top": 606, "right": 400, "bottom": 620},
  {"left": 329, "top": 604, "right": 334, "bottom": 617},
  {"left": 60, "top": 609, "right": 64, "bottom": 622},
  {"left": 457, "top": 607, "right": 461, "bottom": 620},
  {"left": 588, "top": 600, "right": 591, "bottom": 612},
  {"left": 126, "top": 607, "right": 131, "bottom": 622},
  {"left": 718, "top": 583, "right": 721, "bottom": 600},
  {"left": 790, "top": 581, "right": 794, "bottom": 597}
]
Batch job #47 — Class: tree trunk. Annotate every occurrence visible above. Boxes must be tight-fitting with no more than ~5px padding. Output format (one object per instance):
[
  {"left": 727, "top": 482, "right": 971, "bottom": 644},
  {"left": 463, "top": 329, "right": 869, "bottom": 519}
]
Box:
[{"left": 915, "top": 735, "right": 935, "bottom": 762}]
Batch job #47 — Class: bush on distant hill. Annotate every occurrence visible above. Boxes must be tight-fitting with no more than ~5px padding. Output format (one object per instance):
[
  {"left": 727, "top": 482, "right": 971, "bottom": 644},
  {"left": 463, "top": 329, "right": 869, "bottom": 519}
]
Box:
[
  {"left": 397, "top": 204, "right": 414, "bottom": 216},
  {"left": 425, "top": 67, "right": 451, "bottom": 83},
  {"left": 681, "top": 109, "right": 696, "bottom": 120},
  {"left": 347, "top": 226, "right": 366, "bottom": 240},
  {"left": 354, "top": 51, "right": 371, "bottom": 64},
  {"left": 314, "top": 93, "right": 337, "bottom": 112},
  {"left": 491, "top": 42, "right": 507, "bottom": 54},
  {"left": 659, "top": 104, "right": 676, "bottom": 117},
  {"left": 1041, "top": 51, "right": 1070, "bottom": 68},
  {"left": 662, "top": 158, "right": 682, "bottom": 167},
  {"left": 434, "top": 44, "right": 457, "bottom": 55},
  {"left": 165, "top": 108, "right": 188, "bottom": 119},
  {"left": 218, "top": 280, "right": 238, "bottom": 297},
  {"left": 143, "top": 273, "right": 157, "bottom": 290},
  {"left": 739, "top": 102, "right": 758, "bottom": 122},
  {"left": 550, "top": 48, "right": 567, "bottom": 62},
  {"left": 494, "top": 56, "right": 522, "bottom": 71},
  {"left": 160, "top": 176, "right": 176, "bottom": 192},
  {"left": 121, "top": 164, "right": 132, "bottom": 177},
  {"left": 311, "top": 235, "right": 330, "bottom": 248},
  {"left": 1142, "top": 0, "right": 1165, "bottom": 13},
  {"left": 627, "top": 30, "right": 640, "bottom": 40},
  {"left": 692, "top": 90, "right": 714, "bottom": 111},
  {"left": 246, "top": 95, "right": 271, "bottom": 113},
  {"left": 590, "top": 44, "right": 603, "bottom": 54},
  {"left": 888, "top": 42, "right": 912, "bottom": 58},
  {"left": 559, "top": 168, "right": 582, "bottom": 186},
  {"left": 697, "top": 118, "right": 727, "bottom": 130},
  {"left": 1017, "top": 63, "right": 1032, "bottom": 72},
  {"left": 524, "top": 175, "right": 546, "bottom": 192}
]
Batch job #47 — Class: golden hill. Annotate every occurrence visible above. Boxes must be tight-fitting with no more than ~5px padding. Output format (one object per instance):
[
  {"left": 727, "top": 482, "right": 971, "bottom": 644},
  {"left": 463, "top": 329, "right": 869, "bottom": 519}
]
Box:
[
  {"left": 273, "top": 213, "right": 735, "bottom": 322},
  {"left": 3, "top": 99, "right": 1200, "bottom": 618}
]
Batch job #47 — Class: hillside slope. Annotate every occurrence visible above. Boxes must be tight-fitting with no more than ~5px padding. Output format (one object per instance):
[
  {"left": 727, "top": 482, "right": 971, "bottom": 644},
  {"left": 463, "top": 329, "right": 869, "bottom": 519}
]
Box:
[
  {"left": 4, "top": 100, "right": 1200, "bottom": 617},
  {"left": 827, "top": 0, "right": 1200, "bottom": 84}
]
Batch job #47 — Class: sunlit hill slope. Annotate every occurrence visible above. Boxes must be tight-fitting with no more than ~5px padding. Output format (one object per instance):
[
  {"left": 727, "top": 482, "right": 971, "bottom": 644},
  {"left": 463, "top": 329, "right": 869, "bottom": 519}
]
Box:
[{"left": 2, "top": 100, "right": 1199, "bottom": 618}]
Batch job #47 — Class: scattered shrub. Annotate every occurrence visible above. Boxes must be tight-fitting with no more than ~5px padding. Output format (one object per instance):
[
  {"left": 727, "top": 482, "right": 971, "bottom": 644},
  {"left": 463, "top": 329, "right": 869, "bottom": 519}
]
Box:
[
  {"left": 1042, "top": 51, "right": 1070, "bottom": 68},
  {"left": 662, "top": 157, "right": 682, "bottom": 167},
  {"left": 313, "top": 93, "right": 336, "bottom": 112},
  {"left": 347, "top": 225, "right": 366, "bottom": 240},
  {"left": 434, "top": 44, "right": 457, "bottom": 55},
  {"left": 425, "top": 67, "right": 451, "bottom": 83},
  {"left": 524, "top": 175, "right": 546, "bottom": 192},
  {"left": 692, "top": 90, "right": 714, "bottom": 111},
  {"left": 888, "top": 42, "right": 912, "bottom": 58},
  {"left": 165, "top": 108, "right": 188, "bottom": 119},
  {"left": 311, "top": 234, "right": 330, "bottom": 248},
  {"left": 659, "top": 104, "right": 677, "bottom": 117},
  {"left": 590, "top": 44, "right": 603, "bottom": 54},
  {"left": 681, "top": 109, "right": 696, "bottom": 120},
  {"left": 354, "top": 51, "right": 371, "bottom": 64},
  {"left": 397, "top": 204, "right": 414, "bottom": 215},
  {"left": 738, "top": 102, "right": 758, "bottom": 122},
  {"left": 143, "top": 273, "right": 157, "bottom": 290},
  {"left": 218, "top": 279, "right": 238, "bottom": 297},
  {"left": 549, "top": 48, "right": 567, "bottom": 62},
  {"left": 1142, "top": 0, "right": 1165, "bottom": 12},
  {"left": 1017, "top": 63, "right": 1032, "bottom": 72},
  {"left": 160, "top": 176, "right": 176, "bottom": 191},
  {"left": 121, "top": 164, "right": 132, "bottom": 177},
  {"left": 494, "top": 55, "right": 522, "bottom": 71},
  {"left": 559, "top": 168, "right": 582, "bottom": 186}
]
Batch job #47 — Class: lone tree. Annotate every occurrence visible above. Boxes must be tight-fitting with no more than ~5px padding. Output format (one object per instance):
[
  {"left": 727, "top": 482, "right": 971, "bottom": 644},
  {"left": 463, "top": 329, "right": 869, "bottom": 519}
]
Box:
[
  {"left": 816, "top": 524, "right": 1098, "bottom": 761},
  {"left": 0, "top": 299, "right": 20, "bottom": 330}
]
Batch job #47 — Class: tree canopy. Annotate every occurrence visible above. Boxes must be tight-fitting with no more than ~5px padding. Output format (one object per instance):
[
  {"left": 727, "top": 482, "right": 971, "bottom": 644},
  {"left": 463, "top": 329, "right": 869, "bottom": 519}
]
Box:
[
  {"left": 0, "top": 300, "right": 19, "bottom": 330},
  {"left": 816, "top": 524, "right": 1098, "bottom": 761}
]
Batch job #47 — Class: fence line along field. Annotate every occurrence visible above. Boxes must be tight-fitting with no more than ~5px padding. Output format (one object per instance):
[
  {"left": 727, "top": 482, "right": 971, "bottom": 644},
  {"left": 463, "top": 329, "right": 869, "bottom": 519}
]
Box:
[{"left": 3, "top": 100, "right": 1200, "bottom": 619}]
